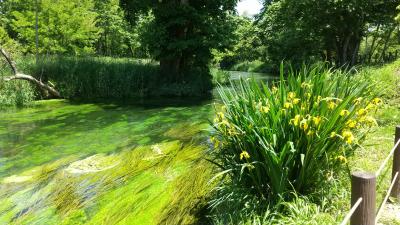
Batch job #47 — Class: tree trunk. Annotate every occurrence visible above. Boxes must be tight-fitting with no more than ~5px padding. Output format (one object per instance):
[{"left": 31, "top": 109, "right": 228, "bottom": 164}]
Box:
[
  {"left": 160, "top": 57, "right": 182, "bottom": 81},
  {"left": 158, "top": 0, "right": 189, "bottom": 82},
  {"left": 351, "top": 39, "right": 361, "bottom": 66},
  {"left": 367, "top": 24, "right": 381, "bottom": 63},
  {"left": 341, "top": 34, "right": 352, "bottom": 66},
  {"left": 378, "top": 25, "right": 395, "bottom": 63}
]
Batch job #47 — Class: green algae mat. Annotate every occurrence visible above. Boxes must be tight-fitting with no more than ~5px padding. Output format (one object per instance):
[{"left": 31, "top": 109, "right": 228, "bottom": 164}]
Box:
[{"left": 0, "top": 99, "right": 214, "bottom": 225}]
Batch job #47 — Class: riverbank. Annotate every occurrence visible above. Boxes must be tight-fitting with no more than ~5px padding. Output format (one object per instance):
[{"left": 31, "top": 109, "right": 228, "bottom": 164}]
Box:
[{"left": 0, "top": 56, "right": 221, "bottom": 108}]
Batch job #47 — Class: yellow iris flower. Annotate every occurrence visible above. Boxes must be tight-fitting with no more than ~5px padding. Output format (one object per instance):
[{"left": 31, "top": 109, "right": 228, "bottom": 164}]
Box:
[
  {"left": 300, "top": 119, "right": 309, "bottom": 131},
  {"left": 313, "top": 116, "right": 322, "bottom": 126},
  {"left": 337, "top": 155, "right": 347, "bottom": 164},
  {"left": 346, "top": 120, "right": 357, "bottom": 128},
  {"left": 292, "top": 98, "right": 301, "bottom": 105},
  {"left": 261, "top": 106, "right": 270, "bottom": 113},
  {"left": 328, "top": 101, "right": 336, "bottom": 110},
  {"left": 284, "top": 102, "right": 293, "bottom": 109},
  {"left": 357, "top": 108, "right": 367, "bottom": 117},
  {"left": 353, "top": 97, "right": 363, "bottom": 105},
  {"left": 365, "top": 116, "right": 377, "bottom": 127},
  {"left": 288, "top": 92, "right": 296, "bottom": 99},
  {"left": 240, "top": 151, "right": 250, "bottom": 160},
  {"left": 372, "top": 98, "right": 382, "bottom": 105},
  {"left": 290, "top": 115, "right": 301, "bottom": 126},
  {"left": 340, "top": 110, "right": 350, "bottom": 117},
  {"left": 342, "top": 130, "right": 355, "bottom": 144}
]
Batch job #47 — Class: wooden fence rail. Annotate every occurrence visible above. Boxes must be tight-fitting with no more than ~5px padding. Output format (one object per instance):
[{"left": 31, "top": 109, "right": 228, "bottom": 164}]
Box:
[{"left": 340, "top": 125, "right": 400, "bottom": 225}]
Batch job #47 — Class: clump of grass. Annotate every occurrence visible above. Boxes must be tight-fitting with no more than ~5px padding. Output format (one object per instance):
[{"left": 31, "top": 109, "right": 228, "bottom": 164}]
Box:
[{"left": 209, "top": 64, "right": 382, "bottom": 218}]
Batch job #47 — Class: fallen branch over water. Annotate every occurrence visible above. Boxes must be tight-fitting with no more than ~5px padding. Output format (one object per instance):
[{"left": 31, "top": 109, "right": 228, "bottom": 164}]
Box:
[{"left": 0, "top": 47, "right": 61, "bottom": 98}]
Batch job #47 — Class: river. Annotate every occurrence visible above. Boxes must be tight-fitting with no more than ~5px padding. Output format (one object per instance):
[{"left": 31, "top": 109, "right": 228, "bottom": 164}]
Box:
[{"left": 0, "top": 71, "right": 273, "bottom": 225}]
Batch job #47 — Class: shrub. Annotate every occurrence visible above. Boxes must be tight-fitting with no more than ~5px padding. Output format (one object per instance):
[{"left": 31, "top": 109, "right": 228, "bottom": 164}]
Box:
[
  {"left": 210, "top": 64, "right": 381, "bottom": 209},
  {"left": 0, "top": 80, "right": 35, "bottom": 108}
]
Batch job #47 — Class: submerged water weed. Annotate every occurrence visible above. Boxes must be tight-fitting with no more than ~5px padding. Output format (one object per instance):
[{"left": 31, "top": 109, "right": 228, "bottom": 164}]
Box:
[
  {"left": 210, "top": 64, "right": 381, "bottom": 211},
  {"left": 0, "top": 141, "right": 209, "bottom": 225}
]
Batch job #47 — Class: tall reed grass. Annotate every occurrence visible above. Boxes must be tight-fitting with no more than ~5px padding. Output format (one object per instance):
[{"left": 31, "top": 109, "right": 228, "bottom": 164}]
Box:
[
  {"left": 24, "top": 56, "right": 212, "bottom": 99},
  {"left": 210, "top": 64, "right": 381, "bottom": 215}
]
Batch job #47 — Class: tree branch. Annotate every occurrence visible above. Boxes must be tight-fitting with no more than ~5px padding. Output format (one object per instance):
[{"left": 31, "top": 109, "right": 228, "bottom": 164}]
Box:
[
  {"left": 0, "top": 48, "right": 17, "bottom": 75},
  {"left": 0, "top": 47, "right": 61, "bottom": 98}
]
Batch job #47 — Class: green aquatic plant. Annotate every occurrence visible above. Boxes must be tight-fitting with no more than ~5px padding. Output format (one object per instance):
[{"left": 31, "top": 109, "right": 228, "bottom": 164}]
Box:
[
  {"left": 0, "top": 100, "right": 214, "bottom": 224},
  {"left": 210, "top": 64, "right": 381, "bottom": 213}
]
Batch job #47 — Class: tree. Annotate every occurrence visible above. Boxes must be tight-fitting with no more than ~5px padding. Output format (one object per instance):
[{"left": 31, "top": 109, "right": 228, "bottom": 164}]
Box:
[
  {"left": 216, "top": 15, "right": 265, "bottom": 69},
  {"left": 258, "top": 0, "right": 399, "bottom": 67},
  {"left": 3, "top": 0, "right": 99, "bottom": 55},
  {"left": 120, "top": 0, "right": 238, "bottom": 81},
  {"left": 93, "top": 0, "right": 136, "bottom": 57}
]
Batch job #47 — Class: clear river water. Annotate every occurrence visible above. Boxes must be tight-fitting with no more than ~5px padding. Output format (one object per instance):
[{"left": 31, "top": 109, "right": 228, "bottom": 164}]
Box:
[{"left": 0, "top": 72, "right": 272, "bottom": 225}]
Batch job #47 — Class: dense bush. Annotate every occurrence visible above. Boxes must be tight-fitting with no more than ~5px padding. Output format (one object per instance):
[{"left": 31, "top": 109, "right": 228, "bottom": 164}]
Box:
[
  {"left": 210, "top": 64, "right": 381, "bottom": 214},
  {"left": 0, "top": 58, "right": 36, "bottom": 108},
  {"left": 27, "top": 57, "right": 213, "bottom": 98}
]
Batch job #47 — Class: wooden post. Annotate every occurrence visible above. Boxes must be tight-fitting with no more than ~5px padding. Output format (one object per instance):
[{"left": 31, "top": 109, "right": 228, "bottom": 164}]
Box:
[
  {"left": 351, "top": 172, "right": 376, "bottom": 225},
  {"left": 391, "top": 126, "right": 400, "bottom": 198}
]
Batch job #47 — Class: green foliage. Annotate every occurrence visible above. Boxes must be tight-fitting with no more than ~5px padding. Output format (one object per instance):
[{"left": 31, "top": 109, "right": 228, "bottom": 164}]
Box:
[
  {"left": 3, "top": 0, "right": 99, "bottom": 55},
  {"left": 0, "top": 80, "right": 35, "bottom": 108},
  {"left": 0, "top": 26, "right": 21, "bottom": 56},
  {"left": 210, "top": 64, "right": 381, "bottom": 212},
  {"left": 0, "top": 57, "right": 35, "bottom": 108},
  {"left": 217, "top": 16, "right": 265, "bottom": 70},
  {"left": 120, "top": 0, "right": 239, "bottom": 79},
  {"left": 258, "top": 0, "right": 399, "bottom": 68},
  {"left": 94, "top": 0, "right": 139, "bottom": 57}
]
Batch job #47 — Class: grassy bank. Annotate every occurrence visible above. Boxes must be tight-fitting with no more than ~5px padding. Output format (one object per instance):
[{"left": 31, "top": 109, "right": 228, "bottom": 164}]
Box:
[
  {"left": 0, "top": 56, "right": 216, "bottom": 107},
  {"left": 209, "top": 61, "right": 400, "bottom": 224}
]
